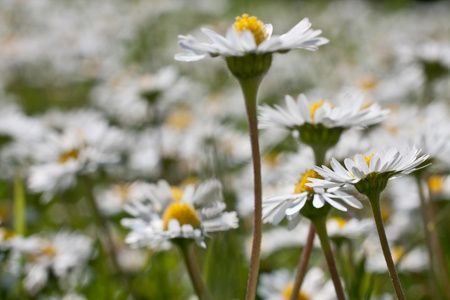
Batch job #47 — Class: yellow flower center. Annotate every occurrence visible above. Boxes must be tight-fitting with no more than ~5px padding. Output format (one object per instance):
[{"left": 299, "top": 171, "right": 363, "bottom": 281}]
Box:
[
  {"left": 58, "top": 149, "right": 79, "bottom": 164},
  {"left": 233, "top": 14, "right": 268, "bottom": 45},
  {"left": 164, "top": 109, "right": 193, "bottom": 130},
  {"left": 181, "top": 177, "right": 199, "bottom": 187},
  {"left": 354, "top": 153, "right": 374, "bottom": 167},
  {"left": 113, "top": 184, "right": 131, "bottom": 203},
  {"left": 329, "top": 217, "right": 348, "bottom": 228},
  {"left": 392, "top": 246, "right": 405, "bottom": 263},
  {"left": 0, "top": 228, "right": 15, "bottom": 240},
  {"left": 282, "top": 283, "right": 310, "bottom": 300},
  {"left": 294, "top": 169, "right": 323, "bottom": 194},
  {"left": 381, "top": 202, "right": 391, "bottom": 222},
  {"left": 171, "top": 186, "right": 185, "bottom": 202},
  {"left": 428, "top": 175, "right": 444, "bottom": 195},
  {"left": 359, "top": 76, "right": 378, "bottom": 91},
  {"left": 42, "top": 245, "right": 57, "bottom": 257},
  {"left": 162, "top": 202, "right": 201, "bottom": 230},
  {"left": 309, "top": 100, "right": 332, "bottom": 123}
]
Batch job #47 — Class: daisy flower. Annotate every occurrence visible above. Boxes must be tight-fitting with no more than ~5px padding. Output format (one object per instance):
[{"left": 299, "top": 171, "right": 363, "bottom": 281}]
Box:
[
  {"left": 26, "top": 110, "right": 125, "bottom": 200},
  {"left": 259, "top": 93, "right": 389, "bottom": 130},
  {"left": 121, "top": 179, "right": 238, "bottom": 248},
  {"left": 326, "top": 217, "right": 375, "bottom": 241},
  {"left": 308, "top": 146, "right": 429, "bottom": 195},
  {"left": 262, "top": 169, "right": 362, "bottom": 230},
  {"left": 19, "top": 232, "right": 92, "bottom": 296},
  {"left": 175, "top": 14, "right": 328, "bottom": 61},
  {"left": 258, "top": 267, "right": 335, "bottom": 300}
]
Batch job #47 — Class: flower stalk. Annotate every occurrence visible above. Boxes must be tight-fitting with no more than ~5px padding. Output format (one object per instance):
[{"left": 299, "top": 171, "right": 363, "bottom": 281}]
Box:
[
  {"left": 177, "top": 239, "right": 213, "bottom": 300},
  {"left": 289, "top": 143, "right": 329, "bottom": 300},
  {"left": 416, "top": 176, "right": 450, "bottom": 299},
  {"left": 14, "top": 173, "right": 26, "bottom": 236},
  {"left": 238, "top": 75, "right": 265, "bottom": 300},
  {"left": 289, "top": 223, "right": 316, "bottom": 300},
  {"left": 82, "top": 177, "right": 136, "bottom": 298},
  {"left": 367, "top": 191, "right": 406, "bottom": 300},
  {"left": 311, "top": 214, "right": 346, "bottom": 300}
]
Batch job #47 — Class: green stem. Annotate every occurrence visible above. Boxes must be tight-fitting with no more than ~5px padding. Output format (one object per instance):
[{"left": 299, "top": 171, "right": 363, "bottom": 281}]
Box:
[
  {"left": 367, "top": 192, "right": 406, "bottom": 300},
  {"left": 82, "top": 177, "right": 136, "bottom": 299},
  {"left": 312, "top": 216, "right": 346, "bottom": 300},
  {"left": 239, "top": 77, "right": 263, "bottom": 300},
  {"left": 416, "top": 176, "right": 450, "bottom": 299},
  {"left": 312, "top": 145, "right": 328, "bottom": 166},
  {"left": 178, "top": 241, "right": 213, "bottom": 300},
  {"left": 14, "top": 173, "right": 26, "bottom": 236},
  {"left": 290, "top": 222, "right": 316, "bottom": 300}
]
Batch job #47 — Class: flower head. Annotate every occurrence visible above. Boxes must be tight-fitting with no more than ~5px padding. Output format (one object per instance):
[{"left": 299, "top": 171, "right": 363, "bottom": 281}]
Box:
[
  {"left": 262, "top": 169, "right": 362, "bottom": 229},
  {"left": 308, "top": 147, "right": 430, "bottom": 196},
  {"left": 258, "top": 268, "right": 335, "bottom": 300},
  {"left": 259, "top": 93, "right": 389, "bottom": 130},
  {"left": 175, "top": 14, "right": 328, "bottom": 61},
  {"left": 121, "top": 179, "right": 238, "bottom": 248}
]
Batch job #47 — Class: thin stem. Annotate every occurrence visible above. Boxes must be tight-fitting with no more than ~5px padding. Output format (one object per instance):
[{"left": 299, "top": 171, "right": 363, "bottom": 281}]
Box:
[
  {"left": 312, "top": 145, "right": 327, "bottom": 166},
  {"left": 416, "top": 176, "right": 450, "bottom": 299},
  {"left": 368, "top": 192, "right": 406, "bottom": 300},
  {"left": 289, "top": 222, "right": 316, "bottom": 300},
  {"left": 178, "top": 241, "right": 213, "bottom": 300},
  {"left": 14, "top": 173, "right": 26, "bottom": 236},
  {"left": 82, "top": 177, "right": 136, "bottom": 299},
  {"left": 312, "top": 216, "right": 346, "bottom": 300},
  {"left": 239, "top": 77, "right": 263, "bottom": 300}
]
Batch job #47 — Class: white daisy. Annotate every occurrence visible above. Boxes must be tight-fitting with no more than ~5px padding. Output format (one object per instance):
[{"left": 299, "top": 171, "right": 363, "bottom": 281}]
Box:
[
  {"left": 95, "top": 181, "right": 152, "bottom": 216},
  {"left": 19, "top": 232, "right": 92, "bottom": 296},
  {"left": 308, "top": 146, "right": 429, "bottom": 191},
  {"left": 262, "top": 169, "right": 362, "bottom": 229},
  {"left": 26, "top": 110, "right": 125, "bottom": 200},
  {"left": 258, "top": 267, "right": 335, "bottom": 300},
  {"left": 121, "top": 179, "right": 238, "bottom": 248},
  {"left": 259, "top": 93, "right": 389, "bottom": 130},
  {"left": 175, "top": 14, "right": 328, "bottom": 61},
  {"left": 326, "top": 217, "right": 375, "bottom": 240}
]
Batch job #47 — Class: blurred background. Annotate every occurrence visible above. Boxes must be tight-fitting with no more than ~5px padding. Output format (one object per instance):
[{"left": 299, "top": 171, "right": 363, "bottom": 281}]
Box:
[{"left": 0, "top": 0, "right": 449, "bottom": 299}]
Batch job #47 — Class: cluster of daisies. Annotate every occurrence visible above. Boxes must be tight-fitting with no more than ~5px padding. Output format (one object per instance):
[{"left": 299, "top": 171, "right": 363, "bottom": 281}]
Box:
[{"left": 0, "top": 0, "right": 449, "bottom": 299}]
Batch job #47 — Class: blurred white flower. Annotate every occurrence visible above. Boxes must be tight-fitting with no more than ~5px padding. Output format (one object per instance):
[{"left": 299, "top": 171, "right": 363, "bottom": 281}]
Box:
[
  {"left": 27, "top": 110, "right": 125, "bottom": 200},
  {"left": 95, "top": 181, "right": 152, "bottom": 216},
  {"left": 258, "top": 267, "right": 335, "bottom": 300},
  {"left": 20, "top": 232, "right": 92, "bottom": 296}
]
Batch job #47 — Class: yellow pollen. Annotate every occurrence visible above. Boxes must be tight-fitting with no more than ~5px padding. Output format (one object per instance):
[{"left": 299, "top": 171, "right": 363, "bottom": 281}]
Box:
[
  {"left": 171, "top": 186, "right": 184, "bottom": 202},
  {"left": 164, "top": 109, "right": 193, "bottom": 130},
  {"left": 282, "top": 283, "right": 310, "bottom": 300},
  {"left": 0, "top": 228, "right": 15, "bottom": 240},
  {"left": 294, "top": 169, "right": 323, "bottom": 194},
  {"left": 181, "top": 177, "right": 199, "bottom": 187},
  {"left": 113, "top": 184, "right": 131, "bottom": 203},
  {"left": 392, "top": 246, "right": 405, "bottom": 263},
  {"left": 359, "top": 76, "right": 378, "bottom": 91},
  {"left": 162, "top": 202, "right": 201, "bottom": 230},
  {"left": 329, "top": 217, "right": 348, "bottom": 228},
  {"left": 42, "top": 245, "right": 57, "bottom": 257},
  {"left": 354, "top": 153, "right": 374, "bottom": 167},
  {"left": 264, "top": 152, "right": 280, "bottom": 168},
  {"left": 233, "top": 14, "right": 268, "bottom": 45},
  {"left": 58, "top": 149, "right": 79, "bottom": 164},
  {"left": 309, "top": 100, "right": 332, "bottom": 123},
  {"left": 428, "top": 175, "right": 445, "bottom": 195},
  {"left": 381, "top": 202, "right": 391, "bottom": 223}
]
